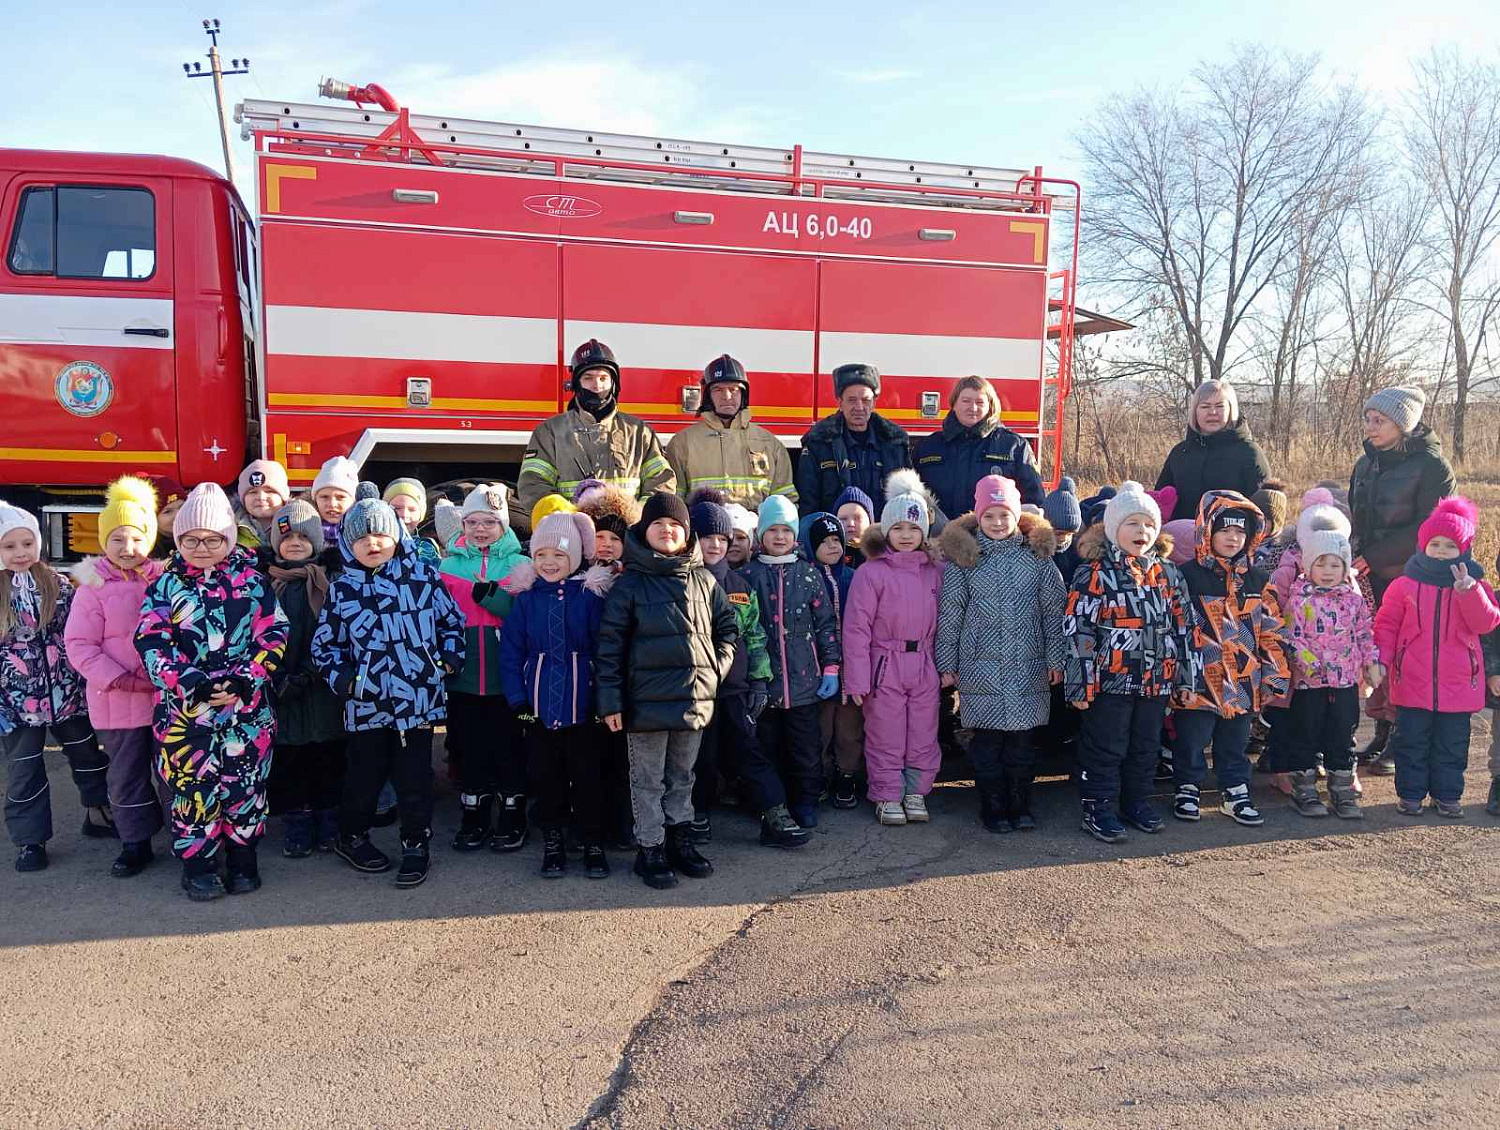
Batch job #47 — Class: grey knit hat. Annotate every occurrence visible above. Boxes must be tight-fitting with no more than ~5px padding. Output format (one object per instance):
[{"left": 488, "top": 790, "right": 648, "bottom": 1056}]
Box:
[
  {"left": 1303, "top": 530, "right": 1352, "bottom": 574},
  {"left": 1042, "top": 476, "right": 1081, "bottom": 532},
  {"left": 1364, "top": 386, "right": 1425, "bottom": 434},
  {"left": 341, "top": 499, "right": 403, "bottom": 545},
  {"left": 270, "top": 499, "right": 325, "bottom": 556}
]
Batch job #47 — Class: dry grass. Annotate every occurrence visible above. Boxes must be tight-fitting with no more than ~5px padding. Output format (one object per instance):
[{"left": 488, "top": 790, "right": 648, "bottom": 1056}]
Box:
[{"left": 1049, "top": 398, "right": 1500, "bottom": 570}]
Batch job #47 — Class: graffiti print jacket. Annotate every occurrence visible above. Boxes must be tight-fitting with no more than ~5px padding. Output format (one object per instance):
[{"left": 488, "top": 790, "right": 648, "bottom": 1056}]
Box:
[
  {"left": 313, "top": 533, "right": 466, "bottom": 733},
  {"left": 1062, "top": 524, "right": 1195, "bottom": 705},
  {"left": 1176, "top": 491, "right": 1290, "bottom": 716}
]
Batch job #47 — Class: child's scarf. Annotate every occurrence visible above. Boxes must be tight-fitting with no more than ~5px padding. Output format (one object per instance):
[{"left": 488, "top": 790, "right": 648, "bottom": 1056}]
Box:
[{"left": 1403, "top": 552, "right": 1484, "bottom": 589}]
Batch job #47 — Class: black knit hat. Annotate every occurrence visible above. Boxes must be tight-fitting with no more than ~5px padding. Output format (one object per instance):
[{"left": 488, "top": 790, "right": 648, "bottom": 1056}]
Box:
[
  {"left": 687, "top": 487, "right": 733, "bottom": 540},
  {"left": 634, "top": 491, "right": 691, "bottom": 539}
]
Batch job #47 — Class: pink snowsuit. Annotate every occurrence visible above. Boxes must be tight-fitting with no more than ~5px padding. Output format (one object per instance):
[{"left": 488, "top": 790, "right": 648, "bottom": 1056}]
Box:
[{"left": 841, "top": 532, "right": 942, "bottom": 802}]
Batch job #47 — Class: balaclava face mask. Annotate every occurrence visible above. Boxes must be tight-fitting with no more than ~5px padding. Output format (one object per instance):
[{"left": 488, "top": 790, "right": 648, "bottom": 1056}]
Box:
[{"left": 572, "top": 371, "right": 617, "bottom": 421}]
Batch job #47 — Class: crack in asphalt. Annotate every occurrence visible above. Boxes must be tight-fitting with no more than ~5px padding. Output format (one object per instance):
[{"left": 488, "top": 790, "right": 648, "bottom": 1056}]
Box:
[{"left": 574, "top": 825, "right": 891, "bottom": 1128}]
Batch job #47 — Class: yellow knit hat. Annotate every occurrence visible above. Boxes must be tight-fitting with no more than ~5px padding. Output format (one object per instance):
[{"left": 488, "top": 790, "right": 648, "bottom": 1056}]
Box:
[
  {"left": 530, "top": 493, "right": 576, "bottom": 532},
  {"left": 98, "top": 475, "right": 159, "bottom": 550}
]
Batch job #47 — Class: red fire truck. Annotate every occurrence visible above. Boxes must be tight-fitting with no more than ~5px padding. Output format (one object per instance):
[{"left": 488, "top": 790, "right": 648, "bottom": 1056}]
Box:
[{"left": 0, "top": 80, "right": 1084, "bottom": 552}]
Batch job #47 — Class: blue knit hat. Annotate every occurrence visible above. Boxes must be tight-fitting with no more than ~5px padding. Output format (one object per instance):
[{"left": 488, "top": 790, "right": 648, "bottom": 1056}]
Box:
[
  {"left": 833, "top": 485, "right": 874, "bottom": 520},
  {"left": 1080, "top": 485, "right": 1117, "bottom": 529},
  {"left": 341, "top": 498, "right": 403, "bottom": 546},
  {"left": 1043, "top": 477, "right": 1081, "bottom": 532},
  {"left": 756, "top": 494, "right": 799, "bottom": 541}
]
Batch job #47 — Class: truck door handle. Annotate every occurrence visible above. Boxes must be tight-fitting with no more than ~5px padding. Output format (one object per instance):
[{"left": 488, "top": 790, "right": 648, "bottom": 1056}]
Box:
[{"left": 124, "top": 326, "right": 169, "bottom": 337}]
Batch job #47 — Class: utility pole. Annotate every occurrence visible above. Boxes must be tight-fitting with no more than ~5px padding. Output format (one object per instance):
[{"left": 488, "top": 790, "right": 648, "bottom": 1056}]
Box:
[{"left": 182, "top": 18, "right": 250, "bottom": 182}]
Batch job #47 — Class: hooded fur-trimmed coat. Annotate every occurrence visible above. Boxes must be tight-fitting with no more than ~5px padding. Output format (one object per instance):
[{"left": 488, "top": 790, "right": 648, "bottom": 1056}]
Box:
[
  {"left": 936, "top": 512, "right": 1066, "bottom": 730},
  {"left": 1176, "top": 491, "right": 1290, "bottom": 716},
  {"left": 1062, "top": 523, "right": 1195, "bottom": 705},
  {"left": 843, "top": 525, "right": 943, "bottom": 700}
]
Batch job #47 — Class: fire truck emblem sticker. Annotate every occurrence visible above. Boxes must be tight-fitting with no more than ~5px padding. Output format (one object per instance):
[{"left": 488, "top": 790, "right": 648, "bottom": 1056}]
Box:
[
  {"left": 523, "top": 194, "right": 603, "bottom": 219},
  {"left": 54, "top": 361, "right": 114, "bottom": 418}
]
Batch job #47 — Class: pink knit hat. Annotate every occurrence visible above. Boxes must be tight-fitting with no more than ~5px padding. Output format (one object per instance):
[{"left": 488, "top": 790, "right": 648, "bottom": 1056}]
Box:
[
  {"left": 237, "top": 459, "right": 290, "bottom": 503},
  {"left": 974, "top": 474, "right": 1020, "bottom": 519},
  {"left": 173, "top": 482, "right": 238, "bottom": 543},
  {"left": 530, "top": 511, "right": 595, "bottom": 575},
  {"left": 1417, "top": 496, "right": 1478, "bottom": 554},
  {"left": 1162, "top": 519, "right": 1197, "bottom": 565}
]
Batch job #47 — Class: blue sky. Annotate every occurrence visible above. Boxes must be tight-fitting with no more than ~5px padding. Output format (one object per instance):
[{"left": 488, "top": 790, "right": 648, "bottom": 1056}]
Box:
[{"left": 5, "top": 1, "right": 1495, "bottom": 221}]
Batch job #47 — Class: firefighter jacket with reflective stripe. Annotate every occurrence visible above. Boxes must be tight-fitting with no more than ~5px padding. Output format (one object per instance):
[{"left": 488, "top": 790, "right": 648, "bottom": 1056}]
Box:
[
  {"left": 664, "top": 410, "right": 796, "bottom": 508},
  {"left": 518, "top": 405, "right": 675, "bottom": 512}
]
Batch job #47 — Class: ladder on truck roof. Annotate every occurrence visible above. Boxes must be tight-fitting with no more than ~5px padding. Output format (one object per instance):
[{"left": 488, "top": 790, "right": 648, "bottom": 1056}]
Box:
[{"left": 236, "top": 97, "right": 1073, "bottom": 213}]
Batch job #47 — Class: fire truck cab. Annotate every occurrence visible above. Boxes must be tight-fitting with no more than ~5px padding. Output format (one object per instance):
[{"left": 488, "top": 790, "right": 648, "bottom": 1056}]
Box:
[{"left": 0, "top": 148, "right": 256, "bottom": 551}]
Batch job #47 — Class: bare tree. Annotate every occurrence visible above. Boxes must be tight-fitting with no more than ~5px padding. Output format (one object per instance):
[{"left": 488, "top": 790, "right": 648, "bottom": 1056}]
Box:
[
  {"left": 1403, "top": 48, "right": 1500, "bottom": 460},
  {"left": 1079, "top": 46, "right": 1375, "bottom": 394}
]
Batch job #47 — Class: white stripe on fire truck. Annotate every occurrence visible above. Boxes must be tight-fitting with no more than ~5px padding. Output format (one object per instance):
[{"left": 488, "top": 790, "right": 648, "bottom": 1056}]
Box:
[
  {"left": 266, "top": 305, "right": 557, "bottom": 364},
  {"left": 561, "top": 320, "right": 813, "bottom": 375},
  {"left": 818, "top": 331, "right": 1042, "bottom": 379},
  {"left": 263, "top": 304, "right": 1046, "bottom": 378},
  {"left": 0, "top": 294, "right": 174, "bottom": 351}
]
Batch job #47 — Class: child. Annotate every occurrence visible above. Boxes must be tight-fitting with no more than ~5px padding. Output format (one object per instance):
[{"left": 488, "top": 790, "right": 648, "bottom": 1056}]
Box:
[
  {"left": 265, "top": 500, "right": 347, "bottom": 857},
  {"left": 1375, "top": 497, "right": 1500, "bottom": 817},
  {"left": 432, "top": 498, "right": 462, "bottom": 559},
  {"left": 596, "top": 493, "right": 736, "bottom": 888},
  {"left": 846, "top": 473, "right": 944, "bottom": 825},
  {"left": 500, "top": 511, "right": 615, "bottom": 878},
  {"left": 1063, "top": 483, "right": 1195, "bottom": 843},
  {"left": 834, "top": 486, "right": 874, "bottom": 568},
  {"left": 2, "top": 500, "right": 111, "bottom": 872},
  {"left": 1043, "top": 477, "right": 1083, "bottom": 580},
  {"left": 64, "top": 477, "right": 167, "bottom": 877},
  {"left": 578, "top": 482, "right": 636, "bottom": 575},
  {"left": 687, "top": 491, "right": 799, "bottom": 847},
  {"left": 1172, "top": 491, "right": 1290, "bottom": 827},
  {"left": 235, "top": 458, "right": 290, "bottom": 550},
  {"left": 740, "top": 495, "right": 841, "bottom": 830},
  {"left": 148, "top": 476, "right": 188, "bottom": 558},
  {"left": 802, "top": 509, "right": 863, "bottom": 808},
  {"left": 438, "top": 484, "right": 530, "bottom": 851},
  {"left": 384, "top": 477, "right": 441, "bottom": 565},
  {"left": 577, "top": 482, "right": 641, "bottom": 847},
  {"left": 1276, "top": 529, "right": 1381, "bottom": 818},
  {"left": 1250, "top": 481, "right": 1290, "bottom": 574},
  {"left": 724, "top": 503, "right": 757, "bottom": 568},
  {"left": 311, "top": 456, "right": 359, "bottom": 546},
  {"left": 313, "top": 499, "right": 465, "bottom": 886},
  {"left": 937, "top": 474, "right": 1065, "bottom": 832},
  {"left": 136, "top": 484, "right": 288, "bottom": 898}
]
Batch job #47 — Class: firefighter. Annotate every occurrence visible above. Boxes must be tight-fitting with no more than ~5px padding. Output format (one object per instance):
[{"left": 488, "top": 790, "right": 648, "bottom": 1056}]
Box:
[
  {"left": 793, "top": 363, "right": 914, "bottom": 516},
  {"left": 518, "top": 340, "right": 676, "bottom": 514},
  {"left": 664, "top": 354, "right": 797, "bottom": 508}
]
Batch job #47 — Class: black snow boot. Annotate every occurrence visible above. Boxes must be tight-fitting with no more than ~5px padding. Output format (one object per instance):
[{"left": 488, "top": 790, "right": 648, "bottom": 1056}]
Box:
[
  {"left": 282, "top": 810, "right": 315, "bottom": 859},
  {"left": 1009, "top": 776, "right": 1037, "bottom": 832},
  {"left": 665, "top": 823, "right": 713, "bottom": 878},
  {"left": 540, "top": 827, "right": 567, "bottom": 879},
  {"left": 491, "top": 794, "right": 528, "bottom": 853},
  {"left": 583, "top": 843, "right": 609, "bottom": 879},
  {"left": 452, "top": 793, "right": 493, "bottom": 851},
  {"left": 758, "top": 804, "right": 810, "bottom": 848},
  {"left": 634, "top": 843, "right": 678, "bottom": 889},
  {"left": 395, "top": 833, "right": 431, "bottom": 888},
  {"left": 225, "top": 843, "right": 262, "bottom": 895},
  {"left": 978, "top": 785, "right": 1011, "bottom": 834},
  {"left": 111, "top": 840, "right": 154, "bottom": 878},
  {"left": 181, "top": 853, "right": 226, "bottom": 901},
  {"left": 336, "top": 832, "right": 392, "bottom": 873}
]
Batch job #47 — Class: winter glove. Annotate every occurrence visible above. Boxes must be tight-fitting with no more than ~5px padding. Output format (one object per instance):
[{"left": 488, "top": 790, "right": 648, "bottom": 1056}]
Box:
[
  {"left": 816, "top": 672, "right": 840, "bottom": 701},
  {"left": 471, "top": 580, "right": 499, "bottom": 604},
  {"left": 747, "top": 683, "right": 769, "bottom": 723}
]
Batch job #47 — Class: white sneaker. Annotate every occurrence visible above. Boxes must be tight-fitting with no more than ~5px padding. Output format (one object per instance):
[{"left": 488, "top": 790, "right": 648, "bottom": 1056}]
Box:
[
  {"left": 1220, "top": 784, "right": 1264, "bottom": 826},
  {"left": 902, "top": 794, "right": 930, "bottom": 822},
  {"left": 875, "top": 800, "right": 907, "bottom": 826}
]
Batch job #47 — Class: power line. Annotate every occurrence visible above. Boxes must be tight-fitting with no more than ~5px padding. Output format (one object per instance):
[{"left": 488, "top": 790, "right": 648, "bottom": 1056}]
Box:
[{"left": 181, "top": 17, "right": 250, "bottom": 182}]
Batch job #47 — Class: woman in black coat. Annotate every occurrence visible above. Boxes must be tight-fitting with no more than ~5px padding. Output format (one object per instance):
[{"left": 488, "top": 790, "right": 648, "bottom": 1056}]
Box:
[
  {"left": 1347, "top": 384, "right": 1456, "bottom": 767},
  {"left": 1154, "top": 379, "right": 1270, "bottom": 522}
]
